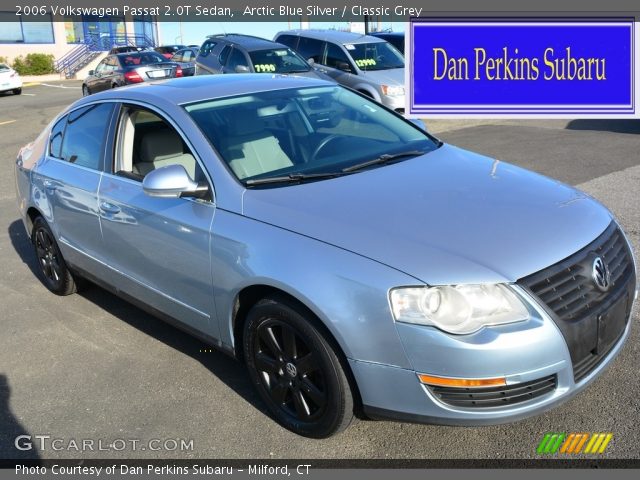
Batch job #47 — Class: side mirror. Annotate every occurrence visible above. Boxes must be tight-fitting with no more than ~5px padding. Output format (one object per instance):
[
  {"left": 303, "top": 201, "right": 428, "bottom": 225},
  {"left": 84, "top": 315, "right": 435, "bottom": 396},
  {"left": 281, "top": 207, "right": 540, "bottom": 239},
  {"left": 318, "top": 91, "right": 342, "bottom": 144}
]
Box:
[
  {"left": 142, "top": 164, "right": 206, "bottom": 198},
  {"left": 235, "top": 65, "right": 250, "bottom": 73},
  {"left": 336, "top": 61, "right": 352, "bottom": 72},
  {"left": 409, "top": 118, "right": 428, "bottom": 132},
  {"left": 307, "top": 58, "right": 315, "bottom": 66},
  {"left": 88, "top": 70, "right": 95, "bottom": 76}
]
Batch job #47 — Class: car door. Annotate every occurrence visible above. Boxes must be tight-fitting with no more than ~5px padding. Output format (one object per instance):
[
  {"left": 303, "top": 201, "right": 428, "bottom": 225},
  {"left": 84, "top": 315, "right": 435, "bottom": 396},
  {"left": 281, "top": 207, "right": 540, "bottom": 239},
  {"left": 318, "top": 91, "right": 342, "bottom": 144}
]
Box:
[
  {"left": 97, "top": 103, "right": 218, "bottom": 337},
  {"left": 88, "top": 59, "right": 108, "bottom": 92},
  {"left": 222, "top": 47, "right": 250, "bottom": 74},
  {"left": 323, "top": 42, "right": 358, "bottom": 88},
  {"left": 32, "top": 102, "right": 116, "bottom": 276},
  {"left": 102, "top": 56, "right": 120, "bottom": 88}
]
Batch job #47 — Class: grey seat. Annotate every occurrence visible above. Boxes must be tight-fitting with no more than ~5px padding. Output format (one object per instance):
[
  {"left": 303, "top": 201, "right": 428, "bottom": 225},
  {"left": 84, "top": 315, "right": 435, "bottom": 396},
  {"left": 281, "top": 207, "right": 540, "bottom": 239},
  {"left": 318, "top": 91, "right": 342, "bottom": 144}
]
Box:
[
  {"left": 221, "top": 110, "right": 293, "bottom": 179},
  {"left": 135, "top": 129, "right": 197, "bottom": 179}
]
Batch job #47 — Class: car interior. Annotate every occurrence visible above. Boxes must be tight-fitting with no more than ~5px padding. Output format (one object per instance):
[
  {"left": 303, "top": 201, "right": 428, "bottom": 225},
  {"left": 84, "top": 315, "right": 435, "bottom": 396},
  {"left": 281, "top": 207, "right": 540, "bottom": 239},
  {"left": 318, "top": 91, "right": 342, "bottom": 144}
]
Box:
[{"left": 115, "top": 107, "right": 204, "bottom": 184}]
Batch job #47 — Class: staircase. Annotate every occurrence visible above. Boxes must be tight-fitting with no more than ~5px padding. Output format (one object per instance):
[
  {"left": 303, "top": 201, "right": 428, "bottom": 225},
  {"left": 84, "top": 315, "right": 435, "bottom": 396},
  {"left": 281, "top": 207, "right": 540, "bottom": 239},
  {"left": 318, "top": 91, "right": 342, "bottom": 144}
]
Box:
[{"left": 54, "top": 34, "right": 157, "bottom": 79}]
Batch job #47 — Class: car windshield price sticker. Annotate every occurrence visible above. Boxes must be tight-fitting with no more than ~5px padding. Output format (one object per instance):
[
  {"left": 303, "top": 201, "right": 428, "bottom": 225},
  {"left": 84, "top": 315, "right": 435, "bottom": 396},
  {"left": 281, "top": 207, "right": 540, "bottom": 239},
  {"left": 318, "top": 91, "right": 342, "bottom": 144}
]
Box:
[{"left": 254, "top": 64, "right": 276, "bottom": 72}]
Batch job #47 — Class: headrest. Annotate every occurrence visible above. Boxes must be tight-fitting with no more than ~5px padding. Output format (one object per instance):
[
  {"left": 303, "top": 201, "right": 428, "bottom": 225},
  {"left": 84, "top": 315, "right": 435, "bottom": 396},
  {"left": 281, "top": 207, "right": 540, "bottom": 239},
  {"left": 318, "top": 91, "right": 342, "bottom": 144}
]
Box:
[{"left": 140, "top": 129, "right": 183, "bottom": 162}]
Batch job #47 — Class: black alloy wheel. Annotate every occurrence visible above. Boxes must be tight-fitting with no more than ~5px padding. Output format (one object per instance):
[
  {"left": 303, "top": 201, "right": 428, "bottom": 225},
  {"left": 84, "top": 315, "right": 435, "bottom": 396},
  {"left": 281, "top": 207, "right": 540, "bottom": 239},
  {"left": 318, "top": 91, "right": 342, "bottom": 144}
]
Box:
[
  {"left": 244, "top": 296, "right": 353, "bottom": 438},
  {"left": 31, "top": 217, "right": 78, "bottom": 296}
]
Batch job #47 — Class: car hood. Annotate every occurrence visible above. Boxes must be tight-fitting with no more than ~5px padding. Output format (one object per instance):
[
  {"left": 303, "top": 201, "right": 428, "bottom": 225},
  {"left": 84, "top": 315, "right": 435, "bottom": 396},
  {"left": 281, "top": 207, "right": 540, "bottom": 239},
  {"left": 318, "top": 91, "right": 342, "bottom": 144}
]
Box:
[
  {"left": 360, "top": 67, "right": 405, "bottom": 86},
  {"left": 242, "top": 144, "right": 612, "bottom": 285}
]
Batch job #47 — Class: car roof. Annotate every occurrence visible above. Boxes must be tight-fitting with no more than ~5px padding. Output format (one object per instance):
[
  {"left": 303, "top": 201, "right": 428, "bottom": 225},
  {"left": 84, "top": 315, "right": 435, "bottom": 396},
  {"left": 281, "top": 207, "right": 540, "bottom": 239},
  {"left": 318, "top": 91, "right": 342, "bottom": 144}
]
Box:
[
  {"left": 75, "top": 74, "right": 332, "bottom": 106},
  {"left": 204, "top": 34, "right": 289, "bottom": 51},
  {"left": 371, "top": 31, "right": 404, "bottom": 38},
  {"left": 276, "top": 29, "right": 385, "bottom": 45}
]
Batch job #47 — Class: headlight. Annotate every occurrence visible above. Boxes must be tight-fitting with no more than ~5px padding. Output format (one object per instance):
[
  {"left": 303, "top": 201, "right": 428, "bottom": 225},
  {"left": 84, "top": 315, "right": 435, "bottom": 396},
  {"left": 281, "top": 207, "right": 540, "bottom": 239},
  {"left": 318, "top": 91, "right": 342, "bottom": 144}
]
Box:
[
  {"left": 381, "top": 85, "right": 404, "bottom": 97},
  {"left": 390, "top": 284, "right": 529, "bottom": 335}
]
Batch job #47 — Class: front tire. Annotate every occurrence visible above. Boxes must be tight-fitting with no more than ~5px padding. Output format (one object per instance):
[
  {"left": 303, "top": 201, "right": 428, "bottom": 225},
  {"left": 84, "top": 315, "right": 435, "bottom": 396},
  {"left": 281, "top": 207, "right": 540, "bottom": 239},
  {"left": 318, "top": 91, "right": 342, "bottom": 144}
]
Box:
[
  {"left": 31, "top": 217, "right": 78, "bottom": 296},
  {"left": 13, "top": 88, "right": 22, "bottom": 95},
  {"left": 244, "top": 296, "right": 354, "bottom": 438}
]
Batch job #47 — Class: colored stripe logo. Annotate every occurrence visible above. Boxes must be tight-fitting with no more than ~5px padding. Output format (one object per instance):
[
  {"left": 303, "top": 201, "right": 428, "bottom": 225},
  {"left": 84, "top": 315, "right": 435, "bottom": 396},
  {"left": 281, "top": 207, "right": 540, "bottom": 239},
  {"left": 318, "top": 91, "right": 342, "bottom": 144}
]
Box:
[{"left": 537, "top": 433, "right": 612, "bottom": 454}]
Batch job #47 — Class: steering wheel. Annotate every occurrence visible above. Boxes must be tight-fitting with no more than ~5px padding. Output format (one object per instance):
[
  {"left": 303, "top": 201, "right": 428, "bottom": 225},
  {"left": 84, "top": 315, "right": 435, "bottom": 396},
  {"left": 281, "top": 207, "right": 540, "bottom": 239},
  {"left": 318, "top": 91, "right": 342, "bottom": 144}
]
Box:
[{"left": 310, "top": 134, "right": 343, "bottom": 162}]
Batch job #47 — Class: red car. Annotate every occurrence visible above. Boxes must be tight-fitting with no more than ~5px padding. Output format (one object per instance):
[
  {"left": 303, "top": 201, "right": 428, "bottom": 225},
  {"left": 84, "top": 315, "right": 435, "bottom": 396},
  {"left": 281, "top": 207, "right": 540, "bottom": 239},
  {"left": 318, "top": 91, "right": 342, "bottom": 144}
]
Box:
[{"left": 154, "top": 45, "right": 186, "bottom": 59}]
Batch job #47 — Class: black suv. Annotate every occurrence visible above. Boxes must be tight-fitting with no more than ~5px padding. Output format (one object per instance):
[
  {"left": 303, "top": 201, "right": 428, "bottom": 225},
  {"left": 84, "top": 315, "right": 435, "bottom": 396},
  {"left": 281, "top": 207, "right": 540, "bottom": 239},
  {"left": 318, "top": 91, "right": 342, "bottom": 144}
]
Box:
[{"left": 194, "top": 34, "right": 331, "bottom": 81}]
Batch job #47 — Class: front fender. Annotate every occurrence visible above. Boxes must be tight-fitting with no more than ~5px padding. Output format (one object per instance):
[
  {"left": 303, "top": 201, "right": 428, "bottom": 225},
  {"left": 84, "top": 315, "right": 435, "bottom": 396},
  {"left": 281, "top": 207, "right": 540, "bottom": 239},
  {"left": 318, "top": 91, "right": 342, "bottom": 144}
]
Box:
[{"left": 211, "top": 210, "right": 417, "bottom": 369}]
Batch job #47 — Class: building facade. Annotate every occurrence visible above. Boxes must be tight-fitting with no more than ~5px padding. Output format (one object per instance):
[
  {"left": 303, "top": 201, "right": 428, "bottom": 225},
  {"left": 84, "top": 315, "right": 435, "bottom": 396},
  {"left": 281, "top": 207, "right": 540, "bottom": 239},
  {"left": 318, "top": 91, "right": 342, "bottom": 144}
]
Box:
[{"left": 0, "top": 12, "right": 160, "bottom": 64}]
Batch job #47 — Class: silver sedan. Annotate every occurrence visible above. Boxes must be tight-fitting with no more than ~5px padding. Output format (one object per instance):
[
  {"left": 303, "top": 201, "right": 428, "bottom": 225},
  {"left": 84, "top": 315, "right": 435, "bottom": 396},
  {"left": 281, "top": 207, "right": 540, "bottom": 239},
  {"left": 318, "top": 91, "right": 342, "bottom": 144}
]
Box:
[{"left": 14, "top": 75, "right": 637, "bottom": 438}]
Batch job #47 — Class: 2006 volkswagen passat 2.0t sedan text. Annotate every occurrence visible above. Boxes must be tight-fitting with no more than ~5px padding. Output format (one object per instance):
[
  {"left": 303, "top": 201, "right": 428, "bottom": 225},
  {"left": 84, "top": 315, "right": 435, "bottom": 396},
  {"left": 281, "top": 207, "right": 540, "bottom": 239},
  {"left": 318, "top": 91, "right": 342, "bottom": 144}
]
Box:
[{"left": 14, "top": 75, "right": 637, "bottom": 438}]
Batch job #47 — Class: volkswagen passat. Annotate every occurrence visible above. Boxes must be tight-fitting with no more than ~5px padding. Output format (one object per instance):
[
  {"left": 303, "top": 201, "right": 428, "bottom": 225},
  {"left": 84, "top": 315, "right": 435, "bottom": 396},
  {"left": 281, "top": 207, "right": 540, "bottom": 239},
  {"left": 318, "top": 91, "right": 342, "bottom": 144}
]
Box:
[{"left": 14, "top": 75, "right": 637, "bottom": 438}]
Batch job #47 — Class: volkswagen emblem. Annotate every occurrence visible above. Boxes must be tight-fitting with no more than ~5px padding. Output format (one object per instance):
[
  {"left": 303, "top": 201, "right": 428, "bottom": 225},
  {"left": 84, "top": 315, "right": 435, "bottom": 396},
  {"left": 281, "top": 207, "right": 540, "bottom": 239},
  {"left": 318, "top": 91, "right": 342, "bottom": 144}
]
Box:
[
  {"left": 592, "top": 257, "right": 611, "bottom": 292},
  {"left": 285, "top": 362, "right": 297, "bottom": 378}
]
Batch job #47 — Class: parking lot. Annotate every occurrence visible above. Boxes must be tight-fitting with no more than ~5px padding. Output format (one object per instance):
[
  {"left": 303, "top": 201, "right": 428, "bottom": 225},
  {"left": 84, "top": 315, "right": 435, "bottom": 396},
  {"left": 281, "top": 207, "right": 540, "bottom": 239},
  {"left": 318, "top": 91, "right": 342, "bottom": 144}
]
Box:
[{"left": 0, "top": 82, "right": 638, "bottom": 460}]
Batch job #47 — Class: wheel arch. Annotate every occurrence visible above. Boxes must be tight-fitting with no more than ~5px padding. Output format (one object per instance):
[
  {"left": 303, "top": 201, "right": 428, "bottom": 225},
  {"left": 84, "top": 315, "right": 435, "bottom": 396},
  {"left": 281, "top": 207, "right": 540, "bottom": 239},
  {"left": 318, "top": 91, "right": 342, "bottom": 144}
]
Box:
[
  {"left": 25, "top": 206, "right": 43, "bottom": 236},
  {"left": 231, "top": 283, "right": 365, "bottom": 415}
]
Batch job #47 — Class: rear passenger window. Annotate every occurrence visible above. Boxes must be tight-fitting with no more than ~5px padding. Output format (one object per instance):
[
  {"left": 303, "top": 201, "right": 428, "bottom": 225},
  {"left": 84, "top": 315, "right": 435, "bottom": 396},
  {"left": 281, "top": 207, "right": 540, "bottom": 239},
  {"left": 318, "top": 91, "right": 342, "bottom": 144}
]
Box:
[
  {"left": 59, "top": 103, "right": 113, "bottom": 170},
  {"left": 218, "top": 46, "right": 231, "bottom": 66},
  {"left": 296, "top": 37, "right": 324, "bottom": 64},
  {"left": 276, "top": 35, "right": 298, "bottom": 49},
  {"left": 199, "top": 40, "right": 216, "bottom": 57},
  {"left": 49, "top": 115, "right": 67, "bottom": 159}
]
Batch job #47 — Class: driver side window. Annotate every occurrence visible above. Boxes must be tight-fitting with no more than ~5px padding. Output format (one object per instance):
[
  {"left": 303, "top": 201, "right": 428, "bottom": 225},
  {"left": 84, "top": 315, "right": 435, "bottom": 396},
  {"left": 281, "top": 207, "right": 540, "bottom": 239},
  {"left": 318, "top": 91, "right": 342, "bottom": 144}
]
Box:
[{"left": 114, "top": 105, "right": 207, "bottom": 188}]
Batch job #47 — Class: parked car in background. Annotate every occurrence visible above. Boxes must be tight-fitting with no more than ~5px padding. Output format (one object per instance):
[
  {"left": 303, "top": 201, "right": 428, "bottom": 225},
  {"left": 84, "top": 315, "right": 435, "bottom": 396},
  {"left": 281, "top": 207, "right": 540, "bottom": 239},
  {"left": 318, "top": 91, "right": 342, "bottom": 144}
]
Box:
[
  {"left": 109, "top": 46, "right": 149, "bottom": 55},
  {"left": 15, "top": 75, "right": 636, "bottom": 438},
  {"left": 0, "top": 63, "right": 22, "bottom": 95},
  {"left": 170, "top": 47, "right": 199, "bottom": 76},
  {"left": 155, "top": 45, "right": 186, "bottom": 59},
  {"left": 82, "top": 52, "right": 182, "bottom": 95},
  {"left": 195, "top": 34, "right": 332, "bottom": 81},
  {"left": 370, "top": 31, "right": 405, "bottom": 55},
  {"left": 275, "top": 30, "right": 406, "bottom": 113}
]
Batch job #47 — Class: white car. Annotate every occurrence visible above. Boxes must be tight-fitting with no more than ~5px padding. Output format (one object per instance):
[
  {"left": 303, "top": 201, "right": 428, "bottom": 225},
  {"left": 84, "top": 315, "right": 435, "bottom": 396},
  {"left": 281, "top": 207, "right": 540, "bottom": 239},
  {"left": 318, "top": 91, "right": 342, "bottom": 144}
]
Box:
[{"left": 0, "top": 63, "right": 22, "bottom": 95}]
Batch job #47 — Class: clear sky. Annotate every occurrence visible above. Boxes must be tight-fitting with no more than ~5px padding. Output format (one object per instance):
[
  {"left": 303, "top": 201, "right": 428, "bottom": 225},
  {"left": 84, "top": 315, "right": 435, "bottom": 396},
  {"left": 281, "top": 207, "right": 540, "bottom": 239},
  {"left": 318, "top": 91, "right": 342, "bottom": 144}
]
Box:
[{"left": 158, "top": 21, "right": 402, "bottom": 45}]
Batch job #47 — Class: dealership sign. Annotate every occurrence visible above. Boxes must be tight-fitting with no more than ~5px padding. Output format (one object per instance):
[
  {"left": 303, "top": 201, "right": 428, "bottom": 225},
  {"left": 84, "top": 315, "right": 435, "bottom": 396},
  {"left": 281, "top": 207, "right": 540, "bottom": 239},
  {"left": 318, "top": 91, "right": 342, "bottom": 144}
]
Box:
[{"left": 407, "top": 19, "right": 638, "bottom": 117}]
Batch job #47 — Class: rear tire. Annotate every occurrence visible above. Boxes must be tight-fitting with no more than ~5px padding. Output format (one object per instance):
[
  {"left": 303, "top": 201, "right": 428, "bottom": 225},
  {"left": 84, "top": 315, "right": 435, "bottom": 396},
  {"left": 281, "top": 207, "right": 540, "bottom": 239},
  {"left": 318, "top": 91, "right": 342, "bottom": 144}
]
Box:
[
  {"left": 244, "top": 295, "right": 354, "bottom": 438},
  {"left": 31, "top": 217, "right": 78, "bottom": 296},
  {"left": 13, "top": 88, "right": 21, "bottom": 95},
  {"left": 111, "top": 83, "right": 118, "bottom": 90}
]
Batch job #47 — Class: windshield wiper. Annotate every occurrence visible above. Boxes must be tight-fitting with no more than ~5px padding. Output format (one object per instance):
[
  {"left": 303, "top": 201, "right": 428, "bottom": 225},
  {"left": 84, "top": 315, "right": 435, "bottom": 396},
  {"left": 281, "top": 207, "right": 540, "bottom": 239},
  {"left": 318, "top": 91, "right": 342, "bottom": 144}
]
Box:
[
  {"left": 245, "top": 172, "right": 346, "bottom": 186},
  {"left": 342, "top": 150, "right": 424, "bottom": 173}
]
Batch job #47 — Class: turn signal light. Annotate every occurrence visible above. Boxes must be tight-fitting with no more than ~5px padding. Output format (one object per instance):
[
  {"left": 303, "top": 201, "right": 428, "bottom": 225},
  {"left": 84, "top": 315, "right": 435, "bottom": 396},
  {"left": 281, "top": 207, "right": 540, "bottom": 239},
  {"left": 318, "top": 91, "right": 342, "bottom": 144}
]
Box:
[{"left": 417, "top": 373, "right": 506, "bottom": 388}]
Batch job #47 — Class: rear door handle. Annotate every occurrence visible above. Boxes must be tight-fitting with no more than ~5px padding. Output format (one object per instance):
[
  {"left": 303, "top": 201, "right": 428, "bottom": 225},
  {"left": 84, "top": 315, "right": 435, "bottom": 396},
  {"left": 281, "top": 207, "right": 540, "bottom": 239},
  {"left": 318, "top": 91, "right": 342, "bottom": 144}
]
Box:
[
  {"left": 43, "top": 180, "right": 57, "bottom": 191},
  {"left": 100, "top": 201, "right": 120, "bottom": 214}
]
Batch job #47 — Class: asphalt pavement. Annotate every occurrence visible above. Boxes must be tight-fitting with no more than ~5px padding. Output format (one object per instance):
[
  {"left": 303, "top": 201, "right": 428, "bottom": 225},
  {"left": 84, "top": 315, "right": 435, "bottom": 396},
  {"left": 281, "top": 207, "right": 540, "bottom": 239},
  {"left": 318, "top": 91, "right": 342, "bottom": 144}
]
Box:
[{"left": 0, "top": 82, "right": 638, "bottom": 460}]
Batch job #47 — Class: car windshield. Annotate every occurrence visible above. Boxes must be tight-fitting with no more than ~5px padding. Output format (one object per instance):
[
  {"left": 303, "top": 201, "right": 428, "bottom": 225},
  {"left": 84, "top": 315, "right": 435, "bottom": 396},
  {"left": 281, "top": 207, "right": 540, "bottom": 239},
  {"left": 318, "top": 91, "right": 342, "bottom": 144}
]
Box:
[
  {"left": 248, "top": 48, "right": 310, "bottom": 73},
  {"left": 120, "top": 52, "right": 169, "bottom": 66},
  {"left": 185, "top": 86, "right": 439, "bottom": 186},
  {"left": 346, "top": 42, "right": 404, "bottom": 70},
  {"left": 0, "top": 63, "right": 10, "bottom": 71}
]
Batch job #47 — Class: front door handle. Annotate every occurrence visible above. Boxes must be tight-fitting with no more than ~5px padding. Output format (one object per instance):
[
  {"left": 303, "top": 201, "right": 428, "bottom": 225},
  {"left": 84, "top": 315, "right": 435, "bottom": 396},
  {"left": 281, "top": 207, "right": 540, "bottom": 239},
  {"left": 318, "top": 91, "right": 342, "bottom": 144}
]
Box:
[
  {"left": 100, "top": 201, "right": 120, "bottom": 214},
  {"left": 43, "top": 180, "right": 57, "bottom": 191}
]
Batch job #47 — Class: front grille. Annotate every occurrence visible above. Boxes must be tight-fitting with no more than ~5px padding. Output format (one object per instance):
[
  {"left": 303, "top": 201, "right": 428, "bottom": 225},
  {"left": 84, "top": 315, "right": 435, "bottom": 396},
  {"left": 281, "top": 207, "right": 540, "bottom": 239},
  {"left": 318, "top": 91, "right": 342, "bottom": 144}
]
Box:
[
  {"left": 522, "top": 224, "right": 633, "bottom": 322},
  {"left": 520, "top": 222, "right": 635, "bottom": 382},
  {"left": 428, "top": 375, "right": 557, "bottom": 408}
]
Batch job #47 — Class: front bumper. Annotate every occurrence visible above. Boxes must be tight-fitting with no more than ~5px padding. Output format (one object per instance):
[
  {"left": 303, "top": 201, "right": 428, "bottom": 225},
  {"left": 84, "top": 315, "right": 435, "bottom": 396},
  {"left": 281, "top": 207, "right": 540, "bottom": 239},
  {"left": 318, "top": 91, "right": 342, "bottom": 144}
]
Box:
[
  {"left": 353, "top": 312, "right": 632, "bottom": 425},
  {"left": 379, "top": 93, "right": 405, "bottom": 113}
]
